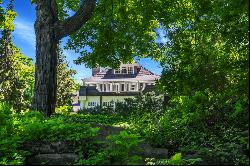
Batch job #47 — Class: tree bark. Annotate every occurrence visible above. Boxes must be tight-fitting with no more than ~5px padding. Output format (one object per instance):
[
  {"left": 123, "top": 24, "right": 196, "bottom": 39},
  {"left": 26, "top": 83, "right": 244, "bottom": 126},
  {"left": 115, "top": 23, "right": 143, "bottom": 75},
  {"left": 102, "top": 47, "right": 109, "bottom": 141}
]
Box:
[
  {"left": 32, "top": 0, "right": 59, "bottom": 116},
  {"left": 32, "top": 0, "right": 96, "bottom": 117}
]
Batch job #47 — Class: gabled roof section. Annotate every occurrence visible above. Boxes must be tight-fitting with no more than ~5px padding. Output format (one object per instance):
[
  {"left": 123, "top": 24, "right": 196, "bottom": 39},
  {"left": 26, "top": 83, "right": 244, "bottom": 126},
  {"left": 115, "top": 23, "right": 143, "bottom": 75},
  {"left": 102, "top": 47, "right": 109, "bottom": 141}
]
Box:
[{"left": 85, "top": 62, "right": 160, "bottom": 82}]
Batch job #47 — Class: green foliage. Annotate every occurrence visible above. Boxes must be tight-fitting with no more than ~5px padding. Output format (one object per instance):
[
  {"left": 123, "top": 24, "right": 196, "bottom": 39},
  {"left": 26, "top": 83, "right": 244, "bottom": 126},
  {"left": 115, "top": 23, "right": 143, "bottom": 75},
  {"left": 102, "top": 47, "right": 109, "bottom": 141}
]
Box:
[
  {"left": 114, "top": 92, "right": 165, "bottom": 147},
  {"left": 0, "top": 102, "right": 12, "bottom": 126},
  {"left": 106, "top": 131, "right": 142, "bottom": 165},
  {"left": 1, "top": 0, "right": 248, "bottom": 165},
  {"left": 151, "top": 0, "right": 249, "bottom": 164},
  {"left": 0, "top": 1, "right": 4, "bottom": 27},
  {"left": 146, "top": 153, "right": 202, "bottom": 165},
  {"left": 115, "top": 92, "right": 164, "bottom": 116},
  {"left": 0, "top": 47, "right": 35, "bottom": 112},
  {"left": 65, "top": 0, "right": 161, "bottom": 68},
  {"left": 75, "top": 152, "right": 108, "bottom": 165},
  {"left": 0, "top": 4, "right": 16, "bottom": 31},
  {"left": 65, "top": 113, "right": 125, "bottom": 126},
  {"left": 14, "top": 111, "right": 100, "bottom": 141},
  {"left": 57, "top": 45, "right": 78, "bottom": 107},
  {"left": 75, "top": 130, "right": 144, "bottom": 165},
  {"left": 56, "top": 0, "right": 81, "bottom": 20},
  {"left": 0, "top": 105, "right": 101, "bottom": 164},
  {"left": 0, "top": 3, "right": 35, "bottom": 112},
  {"left": 55, "top": 105, "right": 73, "bottom": 115},
  {"left": 0, "top": 103, "right": 30, "bottom": 165}
]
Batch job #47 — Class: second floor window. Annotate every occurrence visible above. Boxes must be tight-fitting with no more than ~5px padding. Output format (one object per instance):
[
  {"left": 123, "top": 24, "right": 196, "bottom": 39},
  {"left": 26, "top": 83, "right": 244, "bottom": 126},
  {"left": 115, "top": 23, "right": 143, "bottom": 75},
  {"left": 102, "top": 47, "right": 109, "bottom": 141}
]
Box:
[
  {"left": 115, "top": 69, "right": 120, "bottom": 74},
  {"left": 121, "top": 67, "right": 127, "bottom": 74},
  {"left": 114, "top": 66, "right": 134, "bottom": 74},
  {"left": 128, "top": 67, "right": 133, "bottom": 74}
]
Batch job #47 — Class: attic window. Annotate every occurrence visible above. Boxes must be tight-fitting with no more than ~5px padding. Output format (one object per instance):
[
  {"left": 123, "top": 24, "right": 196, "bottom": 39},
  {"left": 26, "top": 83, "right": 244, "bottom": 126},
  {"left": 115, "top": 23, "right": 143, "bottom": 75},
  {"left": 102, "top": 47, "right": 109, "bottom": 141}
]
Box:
[
  {"left": 128, "top": 67, "right": 133, "bottom": 74},
  {"left": 115, "top": 66, "right": 134, "bottom": 74},
  {"left": 114, "top": 69, "right": 120, "bottom": 74},
  {"left": 121, "top": 67, "right": 127, "bottom": 74}
]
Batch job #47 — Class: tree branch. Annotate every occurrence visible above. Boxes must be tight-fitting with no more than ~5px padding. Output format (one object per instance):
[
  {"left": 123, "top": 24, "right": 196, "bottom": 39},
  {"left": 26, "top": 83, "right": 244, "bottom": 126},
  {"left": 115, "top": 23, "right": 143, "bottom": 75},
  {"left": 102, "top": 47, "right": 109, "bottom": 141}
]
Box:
[{"left": 54, "top": 0, "right": 96, "bottom": 39}]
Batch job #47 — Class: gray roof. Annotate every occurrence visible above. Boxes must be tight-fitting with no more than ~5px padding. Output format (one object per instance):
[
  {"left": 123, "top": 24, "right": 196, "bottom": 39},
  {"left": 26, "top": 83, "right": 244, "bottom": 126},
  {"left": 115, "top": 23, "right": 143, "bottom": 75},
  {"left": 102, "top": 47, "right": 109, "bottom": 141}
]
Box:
[
  {"left": 79, "top": 85, "right": 155, "bottom": 96},
  {"left": 85, "top": 63, "right": 160, "bottom": 83},
  {"left": 83, "top": 75, "right": 160, "bottom": 82}
]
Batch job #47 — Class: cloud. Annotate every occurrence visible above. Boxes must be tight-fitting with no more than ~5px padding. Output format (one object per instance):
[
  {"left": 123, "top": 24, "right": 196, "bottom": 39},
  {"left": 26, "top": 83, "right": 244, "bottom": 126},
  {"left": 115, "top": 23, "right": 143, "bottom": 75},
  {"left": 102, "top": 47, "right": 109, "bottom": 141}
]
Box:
[{"left": 13, "top": 18, "right": 36, "bottom": 47}]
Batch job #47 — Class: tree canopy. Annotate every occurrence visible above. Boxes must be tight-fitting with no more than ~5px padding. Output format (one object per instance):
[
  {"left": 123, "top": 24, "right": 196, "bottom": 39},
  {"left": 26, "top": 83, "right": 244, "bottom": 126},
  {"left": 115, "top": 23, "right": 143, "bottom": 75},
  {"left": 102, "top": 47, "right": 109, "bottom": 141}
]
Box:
[
  {"left": 0, "top": 0, "right": 35, "bottom": 112},
  {"left": 0, "top": 0, "right": 249, "bottom": 165}
]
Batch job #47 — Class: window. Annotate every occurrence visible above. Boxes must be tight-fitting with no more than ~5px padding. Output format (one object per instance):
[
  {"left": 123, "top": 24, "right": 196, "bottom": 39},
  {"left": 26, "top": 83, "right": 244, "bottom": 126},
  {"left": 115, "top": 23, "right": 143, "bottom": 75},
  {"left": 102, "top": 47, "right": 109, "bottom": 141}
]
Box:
[
  {"left": 103, "top": 101, "right": 114, "bottom": 108},
  {"left": 140, "top": 83, "right": 144, "bottom": 90},
  {"left": 114, "top": 66, "right": 133, "bottom": 74},
  {"left": 104, "top": 84, "right": 106, "bottom": 91},
  {"left": 103, "top": 102, "right": 111, "bottom": 107},
  {"left": 88, "top": 102, "right": 97, "bottom": 107},
  {"left": 131, "top": 84, "right": 136, "bottom": 91},
  {"left": 121, "top": 84, "right": 125, "bottom": 91},
  {"left": 103, "top": 102, "right": 108, "bottom": 106},
  {"left": 128, "top": 67, "right": 133, "bottom": 74},
  {"left": 121, "top": 67, "right": 127, "bottom": 74},
  {"left": 114, "top": 69, "right": 120, "bottom": 74},
  {"left": 113, "top": 84, "right": 116, "bottom": 91}
]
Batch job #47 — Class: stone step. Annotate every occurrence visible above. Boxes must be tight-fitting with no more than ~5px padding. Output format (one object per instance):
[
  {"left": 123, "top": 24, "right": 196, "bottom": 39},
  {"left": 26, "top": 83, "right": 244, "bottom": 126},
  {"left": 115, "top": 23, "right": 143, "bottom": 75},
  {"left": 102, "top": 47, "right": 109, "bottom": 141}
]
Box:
[
  {"left": 27, "top": 153, "right": 78, "bottom": 165},
  {"left": 23, "top": 125, "right": 169, "bottom": 165}
]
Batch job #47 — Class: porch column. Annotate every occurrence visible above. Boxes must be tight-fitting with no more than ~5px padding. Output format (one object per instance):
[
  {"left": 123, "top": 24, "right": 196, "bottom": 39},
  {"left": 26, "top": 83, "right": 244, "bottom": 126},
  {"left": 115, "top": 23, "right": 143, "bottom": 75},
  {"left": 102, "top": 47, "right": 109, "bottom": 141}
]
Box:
[
  {"left": 106, "top": 83, "right": 109, "bottom": 92},
  {"left": 110, "top": 83, "right": 113, "bottom": 92},
  {"left": 124, "top": 82, "right": 127, "bottom": 91},
  {"left": 128, "top": 82, "right": 131, "bottom": 91},
  {"left": 97, "top": 83, "right": 101, "bottom": 91},
  {"left": 117, "top": 83, "right": 120, "bottom": 92},
  {"left": 142, "top": 82, "right": 146, "bottom": 91}
]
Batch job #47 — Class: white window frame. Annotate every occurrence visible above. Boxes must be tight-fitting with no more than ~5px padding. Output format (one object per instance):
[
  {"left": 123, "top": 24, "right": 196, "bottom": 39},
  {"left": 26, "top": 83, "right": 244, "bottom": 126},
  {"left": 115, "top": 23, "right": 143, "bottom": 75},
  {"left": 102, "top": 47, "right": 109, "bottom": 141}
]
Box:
[
  {"left": 88, "top": 102, "right": 97, "bottom": 107},
  {"left": 130, "top": 84, "right": 136, "bottom": 91},
  {"left": 114, "top": 69, "right": 120, "bottom": 74},
  {"left": 121, "top": 67, "right": 127, "bottom": 74},
  {"left": 127, "top": 67, "right": 133, "bottom": 74},
  {"left": 114, "top": 66, "right": 134, "bottom": 74}
]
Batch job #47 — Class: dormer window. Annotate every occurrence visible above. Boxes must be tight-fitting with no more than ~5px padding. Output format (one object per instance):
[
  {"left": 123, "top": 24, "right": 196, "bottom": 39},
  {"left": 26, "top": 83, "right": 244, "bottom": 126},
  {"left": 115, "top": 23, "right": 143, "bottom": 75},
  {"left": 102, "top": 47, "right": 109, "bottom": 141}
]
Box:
[
  {"left": 114, "top": 69, "right": 121, "bottom": 74},
  {"left": 121, "top": 67, "right": 127, "bottom": 74},
  {"left": 114, "top": 66, "right": 134, "bottom": 74},
  {"left": 128, "top": 67, "right": 133, "bottom": 74}
]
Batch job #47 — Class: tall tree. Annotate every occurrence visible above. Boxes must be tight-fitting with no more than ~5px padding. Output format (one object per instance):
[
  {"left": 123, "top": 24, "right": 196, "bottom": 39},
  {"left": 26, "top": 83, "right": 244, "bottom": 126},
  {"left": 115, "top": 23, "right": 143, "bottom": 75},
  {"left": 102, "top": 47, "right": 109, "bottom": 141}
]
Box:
[
  {"left": 158, "top": 0, "right": 249, "bottom": 128},
  {"left": 0, "top": 0, "right": 35, "bottom": 111},
  {"left": 31, "top": 0, "right": 96, "bottom": 116},
  {"left": 57, "top": 46, "right": 78, "bottom": 106},
  {"left": 31, "top": 0, "right": 160, "bottom": 116}
]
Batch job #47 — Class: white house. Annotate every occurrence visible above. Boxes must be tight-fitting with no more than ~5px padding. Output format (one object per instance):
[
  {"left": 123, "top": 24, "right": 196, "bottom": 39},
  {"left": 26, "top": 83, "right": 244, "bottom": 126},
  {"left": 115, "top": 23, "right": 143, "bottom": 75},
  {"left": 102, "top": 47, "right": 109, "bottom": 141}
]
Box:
[{"left": 78, "top": 63, "right": 160, "bottom": 110}]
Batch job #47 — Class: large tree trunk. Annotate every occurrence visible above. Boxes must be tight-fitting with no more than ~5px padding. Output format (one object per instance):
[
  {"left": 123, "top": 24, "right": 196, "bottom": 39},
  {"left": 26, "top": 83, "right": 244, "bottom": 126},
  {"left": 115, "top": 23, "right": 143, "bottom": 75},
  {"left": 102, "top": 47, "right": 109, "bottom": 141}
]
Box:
[
  {"left": 32, "top": 0, "right": 96, "bottom": 117},
  {"left": 32, "top": 0, "right": 59, "bottom": 116}
]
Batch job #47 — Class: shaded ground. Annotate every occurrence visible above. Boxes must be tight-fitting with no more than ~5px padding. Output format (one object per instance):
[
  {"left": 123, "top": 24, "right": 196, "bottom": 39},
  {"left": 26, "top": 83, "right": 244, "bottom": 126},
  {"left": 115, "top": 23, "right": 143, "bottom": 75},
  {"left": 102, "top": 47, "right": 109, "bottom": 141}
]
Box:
[{"left": 23, "top": 125, "right": 169, "bottom": 165}]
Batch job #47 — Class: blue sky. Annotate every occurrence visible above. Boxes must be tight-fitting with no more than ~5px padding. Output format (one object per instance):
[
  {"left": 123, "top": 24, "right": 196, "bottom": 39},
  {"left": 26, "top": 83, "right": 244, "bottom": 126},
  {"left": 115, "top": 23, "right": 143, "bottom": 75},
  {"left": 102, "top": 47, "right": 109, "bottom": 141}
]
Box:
[{"left": 9, "top": 0, "right": 163, "bottom": 83}]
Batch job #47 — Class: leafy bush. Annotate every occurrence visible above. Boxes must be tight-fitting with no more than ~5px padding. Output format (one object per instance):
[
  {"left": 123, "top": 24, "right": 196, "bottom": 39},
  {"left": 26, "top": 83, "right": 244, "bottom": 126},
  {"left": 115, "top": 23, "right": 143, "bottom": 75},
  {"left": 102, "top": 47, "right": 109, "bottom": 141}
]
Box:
[
  {"left": 75, "top": 130, "right": 143, "bottom": 165},
  {"left": 0, "top": 106, "right": 101, "bottom": 164},
  {"left": 146, "top": 153, "right": 202, "bottom": 165},
  {"left": 55, "top": 105, "right": 73, "bottom": 115},
  {"left": 79, "top": 106, "right": 117, "bottom": 115},
  {"left": 121, "top": 92, "right": 164, "bottom": 116},
  {"left": 106, "top": 131, "right": 142, "bottom": 165}
]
